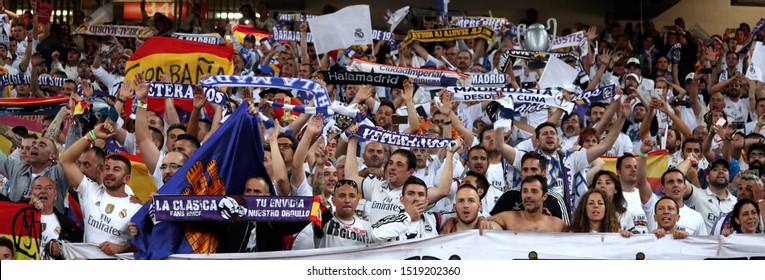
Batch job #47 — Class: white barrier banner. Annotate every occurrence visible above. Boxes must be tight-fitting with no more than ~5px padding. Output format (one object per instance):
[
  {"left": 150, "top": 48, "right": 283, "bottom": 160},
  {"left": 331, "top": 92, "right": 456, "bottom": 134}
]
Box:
[{"left": 63, "top": 231, "right": 765, "bottom": 260}]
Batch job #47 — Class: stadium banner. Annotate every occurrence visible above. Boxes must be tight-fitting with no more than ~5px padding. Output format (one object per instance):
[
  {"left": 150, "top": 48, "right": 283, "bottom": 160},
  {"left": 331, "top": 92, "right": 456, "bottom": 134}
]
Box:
[
  {"left": 148, "top": 83, "right": 228, "bottom": 105},
  {"left": 0, "top": 74, "right": 68, "bottom": 88},
  {"left": 171, "top": 33, "right": 222, "bottom": 45},
  {"left": 349, "top": 58, "right": 469, "bottom": 87},
  {"left": 354, "top": 124, "right": 452, "bottom": 150},
  {"left": 451, "top": 16, "right": 508, "bottom": 34},
  {"left": 470, "top": 74, "right": 507, "bottom": 86},
  {"left": 315, "top": 71, "right": 407, "bottom": 89},
  {"left": 152, "top": 195, "right": 321, "bottom": 222},
  {"left": 62, "top": 231, "right": 765, "bottom": 260},
  {"left": 73, "top": 24, "right": 155, "bottom": 38},
  {"left": 401, "top": 26, "right": 495, "bottom": 46}
]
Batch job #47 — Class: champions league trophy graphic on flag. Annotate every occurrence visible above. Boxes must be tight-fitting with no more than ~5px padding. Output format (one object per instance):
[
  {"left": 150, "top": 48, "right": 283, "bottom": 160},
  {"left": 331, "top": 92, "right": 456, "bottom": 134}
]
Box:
[
  {"left": 518, "top": 18, "right": 557, "bottom": 52},
  {"left": 496, "top": 17, "right": 578, "bottom": 71},
  {"left": 515, "top": 18, "right": 558, "bottom": 69}
]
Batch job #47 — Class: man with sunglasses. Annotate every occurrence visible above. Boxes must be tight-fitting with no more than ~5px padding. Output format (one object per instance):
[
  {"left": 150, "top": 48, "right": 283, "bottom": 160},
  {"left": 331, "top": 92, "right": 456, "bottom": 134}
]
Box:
[{"left": 297, "top": 180, "right": 380, "bottom": 248}]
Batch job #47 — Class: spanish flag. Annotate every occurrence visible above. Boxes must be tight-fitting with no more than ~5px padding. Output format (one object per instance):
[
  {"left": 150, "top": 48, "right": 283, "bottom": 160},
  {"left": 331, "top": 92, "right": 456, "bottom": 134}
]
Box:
[
  {"left": 231, "top": 24, "right": 270, "bottom": 47},
  {"left": 0, "top": 202, "right": 41, "bottom": 260},
  {"left": 123, "top": 37, "right": 232, "bottom": 119},
  {"left": 0, "top": 96, "right": 67, "bottom": 155},
  {"left": 601, "top": 150, "right": 669, "bottom": 192}
]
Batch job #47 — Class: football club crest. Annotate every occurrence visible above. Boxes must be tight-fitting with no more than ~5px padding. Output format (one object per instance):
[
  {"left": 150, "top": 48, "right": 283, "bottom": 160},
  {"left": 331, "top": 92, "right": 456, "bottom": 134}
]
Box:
[{"left": 119, "top": 209, "right": 128, "bottom": 218}]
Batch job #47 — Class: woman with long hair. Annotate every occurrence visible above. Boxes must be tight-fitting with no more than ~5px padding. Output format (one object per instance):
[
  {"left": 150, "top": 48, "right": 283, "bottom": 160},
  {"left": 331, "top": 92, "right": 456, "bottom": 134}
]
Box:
[
  {"left": 570, "top": 189, "right": 631, "bottom": 237},
  {"left": 588, "top": 170, "right": 635, "bottom": 231},
  {"left": 723, "top": 199, "right": 763, "bottom": 236}
]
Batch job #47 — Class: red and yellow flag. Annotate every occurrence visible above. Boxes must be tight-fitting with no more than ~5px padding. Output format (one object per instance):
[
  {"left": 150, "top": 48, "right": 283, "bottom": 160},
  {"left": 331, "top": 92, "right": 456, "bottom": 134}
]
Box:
[
  {"left": 601, "top": 150, "right": 669, "bottom": 192},
  {"left": 0, "top": 202, "right": 41, "bottom": 260},
  {"left": 123, "top": 36, "right": 233, "bottom": 117},
  {"left": 231, "top": 25, "right": 270, "bottom": 47}
]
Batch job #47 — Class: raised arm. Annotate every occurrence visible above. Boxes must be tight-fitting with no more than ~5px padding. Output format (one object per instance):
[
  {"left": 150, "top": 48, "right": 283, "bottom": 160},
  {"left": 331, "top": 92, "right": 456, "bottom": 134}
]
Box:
[
  {"left": 133, "top": 73, "right": 161, "bottom": 172},
  {"left": 186, "top": 86, "right": 206, "bottom": 141},
  {"left": 657, "top": 97, "right": 692, "bottom": 140},
  {"left": 428, "top": 138, "right": 462, "bottom": 204},
  {"left": 411, "top": 41, "right": 431, "bottom": 62},
  {"left": 265, "top": 119, "right": 290, "bottom": 196},
  {"left": 636, "top": 139, "right": 654, "bottom": 205},
  {"left": 587, "top": 98, "right": 628, "bottom": 162},
  {"left": 299, "top": 22, "right": 310, "bottom": 64},
  {"left": 344, "top": 127, "right": 363, "bottom": 186},
  {"left": 402, "top": 83, "right": 421, "bottom": 134},
  {"left": 592, "top": 97, "right": 620, "bottom": 136},
  {"left": 688, "top": 70, "right": 703, "bottom": 116},
  {"left": 61, "top": 123, "right": 115, "bottom": 189},
  {"left": 290, "top": 116, "right": 324, "bottom": 188},
  {"left": 494, "top": 126, "right": 517, "bottom": 163}
]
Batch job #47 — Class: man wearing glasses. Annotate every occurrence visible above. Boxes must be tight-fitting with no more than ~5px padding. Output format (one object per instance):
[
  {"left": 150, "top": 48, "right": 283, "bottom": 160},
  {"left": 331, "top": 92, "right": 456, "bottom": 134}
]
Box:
[{"left": 159, "top": 151, "right": 188, "bottom": 185}]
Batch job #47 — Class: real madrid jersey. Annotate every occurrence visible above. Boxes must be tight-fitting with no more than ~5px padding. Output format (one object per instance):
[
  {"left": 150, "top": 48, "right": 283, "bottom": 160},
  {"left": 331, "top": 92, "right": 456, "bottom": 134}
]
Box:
[
  {"left": 77, "top": 178, "right": 142, "bottom": 247},
  {"left": 361, "top": 177, "right": 404, "bottom": 224}
]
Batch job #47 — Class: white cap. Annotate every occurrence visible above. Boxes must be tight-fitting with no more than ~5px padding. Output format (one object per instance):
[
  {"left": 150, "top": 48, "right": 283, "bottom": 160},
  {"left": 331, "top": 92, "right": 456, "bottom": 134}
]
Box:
[
  {"left": 626, "top": 57, "right": 641, "bottom": 67},
  {"left": 625, "top": 73, "right": 641, "bottom": 82},
  {"left": 685, "top": 72, "right": 695, "bottom": 81}
]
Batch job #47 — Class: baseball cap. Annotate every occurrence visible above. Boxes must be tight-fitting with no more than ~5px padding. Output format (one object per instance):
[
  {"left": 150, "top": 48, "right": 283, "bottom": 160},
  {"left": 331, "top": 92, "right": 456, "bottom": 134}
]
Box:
[
  {"left": 625, "top": 73, "right": 641, "bottom": 82},
  {"left": 709, "top": 159, "right": 729, "bottom": 171},
  {"left": 244, "top": 34, "right": 256, "bottom": 42},
  {"left": 626, "top": 57, "right": 641, "bottom": 68}
]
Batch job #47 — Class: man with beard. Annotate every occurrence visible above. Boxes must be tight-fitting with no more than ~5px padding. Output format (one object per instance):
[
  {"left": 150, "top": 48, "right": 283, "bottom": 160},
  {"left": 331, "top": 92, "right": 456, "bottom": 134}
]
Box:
[
  {"left": 450, "top": 185, "right": 501, "bottom": 232},
  {"left": 61, "top": 123, "right": 142, "bottom": 255},
  {"left": 159, "top": 152, "right": 188, "bottom": 184},
  {"left": 637, "top": 140, "right": 707, "bottom": 235},
  {"left": 482, "top": 176, "right": 567, "bottom": 232},
  {"left": 496, "top": 100, "right": 629, "bottom": 216},
  {"left": 710, "top": 172, "right": 765, "bottom": 235},
  {"left": 463, "top": 145, "right": 503, "bottom": 211},
  {"left": 0, "top": 135, "right": 70, "bottom": 213},
  {"left": 490, "top": 152, "right": 570, "bottom": 224},
  {"left": 747, "top": 144, "right": 765, "bottom": 174},
  {"left": 560, "top": 112, "right": 583, "bottom": 151},
  {"left": 684, "top": 159, "right": 737, "bottom": 229},
  {"left": 456, "top": 50, "right": 472, "bottom": 72}
]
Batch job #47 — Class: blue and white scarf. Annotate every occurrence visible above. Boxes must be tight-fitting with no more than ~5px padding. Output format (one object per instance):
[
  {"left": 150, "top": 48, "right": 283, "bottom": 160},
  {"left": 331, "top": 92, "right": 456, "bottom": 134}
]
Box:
[{"left": 354, "top": 124, "right": 452, "bottom": 150}]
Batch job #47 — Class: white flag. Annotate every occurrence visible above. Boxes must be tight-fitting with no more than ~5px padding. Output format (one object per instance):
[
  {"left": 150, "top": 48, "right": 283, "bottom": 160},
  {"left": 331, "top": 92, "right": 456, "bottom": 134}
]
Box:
[
  {"left": 87, "top": 1, "right": 114, "bottom": 25},
  {"left": 387, "top": 6, "right": 410, "bottom": 32},
  {"left": 538, "top": 56, "right": 579, "bottom": 90},
  {"left": 746, "top": 43, "right": 765, "bottom": 83},
  {"left": 307, "top": 5, "right": 373, "bottom": 54}
]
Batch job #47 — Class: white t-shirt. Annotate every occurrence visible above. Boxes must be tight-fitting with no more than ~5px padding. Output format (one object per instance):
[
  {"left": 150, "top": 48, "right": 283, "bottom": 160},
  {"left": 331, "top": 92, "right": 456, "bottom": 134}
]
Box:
[
  {"left": 643, "top": 193, "right": 708, "bottom": 235},
  {"left": 294, "top": 215, "right": 376, "bottom": 249},
  {"left": 724, "top": 96, "right": 749, "bottom": 125},
  {"left": 745, "top": 121, "right": 765, "bottom": 137},
  {"left": 602, "top": 132, "right": 633, "bottom": 157},
  {"left": 361, "top": 178, "right": 404, "bottom": 224},
  {"left": 684, "top": 186, "right": 737, "bottom": 230},
  {"left": 77, "top": 178, "right": 142, "bottom": 247},
  {"left": 40, "top": 213, "right": 61, "bottom": 254},
  {"left": 622, "top": 189, "right": 649, "bottom": 234}
]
